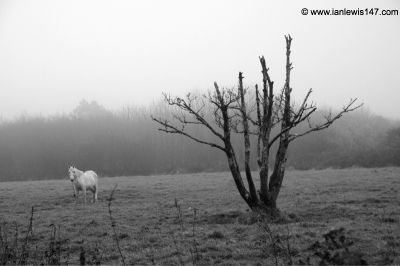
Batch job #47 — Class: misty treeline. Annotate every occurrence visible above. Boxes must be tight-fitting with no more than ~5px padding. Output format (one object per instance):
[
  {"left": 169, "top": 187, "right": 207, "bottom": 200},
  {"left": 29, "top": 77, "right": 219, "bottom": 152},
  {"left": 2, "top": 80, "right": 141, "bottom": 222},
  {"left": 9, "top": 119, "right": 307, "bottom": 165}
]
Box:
[{"left": 0, "top": 99, "right": 399, "bottom": 181}]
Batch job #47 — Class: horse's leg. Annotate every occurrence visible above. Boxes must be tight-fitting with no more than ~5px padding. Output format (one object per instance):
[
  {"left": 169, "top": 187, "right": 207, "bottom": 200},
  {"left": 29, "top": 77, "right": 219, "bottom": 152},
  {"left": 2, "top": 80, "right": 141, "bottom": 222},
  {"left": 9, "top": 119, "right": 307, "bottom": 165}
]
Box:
[
  {"left": 75, "top": 189, "right": 79, "bottom": 204},
  {"left": 72, "top": 185, "right": 77, "bottom": 200},
  {"left": 93, "top": 186, "right": 97, "bottom": 203},
  {"left": 83, "top": 187, "right": 87, "bottom": 204}
]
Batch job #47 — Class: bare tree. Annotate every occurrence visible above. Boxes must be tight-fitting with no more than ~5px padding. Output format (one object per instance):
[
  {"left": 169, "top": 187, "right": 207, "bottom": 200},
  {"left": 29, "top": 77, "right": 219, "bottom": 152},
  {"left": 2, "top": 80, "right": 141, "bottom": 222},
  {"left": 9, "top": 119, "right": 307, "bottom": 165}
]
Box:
[{"left": 152, "top": 35, "right": 362, "bottom": 215}]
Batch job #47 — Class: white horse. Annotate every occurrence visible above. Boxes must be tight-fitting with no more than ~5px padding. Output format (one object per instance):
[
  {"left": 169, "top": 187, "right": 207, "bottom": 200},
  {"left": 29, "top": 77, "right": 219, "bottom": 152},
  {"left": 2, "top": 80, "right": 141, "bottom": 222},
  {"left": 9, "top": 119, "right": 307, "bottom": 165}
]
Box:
[{"left": 68, "top": 166, "right": 98, "bottom": 203}]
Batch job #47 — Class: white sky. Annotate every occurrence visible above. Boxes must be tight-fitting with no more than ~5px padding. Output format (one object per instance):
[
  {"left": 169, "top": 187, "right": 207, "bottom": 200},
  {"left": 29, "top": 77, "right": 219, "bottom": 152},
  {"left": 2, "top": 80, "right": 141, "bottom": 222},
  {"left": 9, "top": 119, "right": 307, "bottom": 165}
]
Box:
[{"left": 0, "top": 0, "right": 399, "bottom": 120}]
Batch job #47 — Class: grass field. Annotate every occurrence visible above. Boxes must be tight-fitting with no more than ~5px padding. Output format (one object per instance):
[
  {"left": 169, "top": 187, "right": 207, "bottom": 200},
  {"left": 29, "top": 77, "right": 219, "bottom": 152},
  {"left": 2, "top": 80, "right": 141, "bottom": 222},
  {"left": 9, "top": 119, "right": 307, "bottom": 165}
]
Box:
[{"left": 0, "top": 167, "right": 399, "bottom": 265}]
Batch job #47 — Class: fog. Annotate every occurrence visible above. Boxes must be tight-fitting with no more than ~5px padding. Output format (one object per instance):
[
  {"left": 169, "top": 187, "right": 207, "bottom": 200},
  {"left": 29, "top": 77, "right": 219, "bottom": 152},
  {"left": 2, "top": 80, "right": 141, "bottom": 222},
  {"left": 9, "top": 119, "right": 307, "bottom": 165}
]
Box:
[
  {"left": 1, "top": 0, "right": 399, "bottom": 120},
  {"left": 0, "top": 100, "right": 399, "bottom": 181}
]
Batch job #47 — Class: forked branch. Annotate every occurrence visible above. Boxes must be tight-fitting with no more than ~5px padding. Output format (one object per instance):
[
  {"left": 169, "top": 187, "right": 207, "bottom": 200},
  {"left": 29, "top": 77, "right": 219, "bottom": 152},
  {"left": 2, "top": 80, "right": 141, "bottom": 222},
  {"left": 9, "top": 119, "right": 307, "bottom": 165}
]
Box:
[
  {"left": 151, "top": 116, "right": 226, "bottom": 152},
  {"left": 162, "top": 93, "right": 225, "bottom": 140},
  {"left": 289, "top": 98, "right": 363, "bottom": 141}
]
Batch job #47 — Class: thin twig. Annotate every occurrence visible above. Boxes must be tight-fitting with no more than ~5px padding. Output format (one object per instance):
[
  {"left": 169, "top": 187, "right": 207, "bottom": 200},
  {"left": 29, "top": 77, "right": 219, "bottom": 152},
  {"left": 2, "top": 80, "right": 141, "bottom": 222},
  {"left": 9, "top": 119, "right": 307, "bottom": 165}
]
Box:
[
  {"left": 107, "top": 184, "right": 126, "bottom": 266},
  {"left": 285, "top": 223, "right": 293, "bottom": 265},
  {"left": 191, "top": 207, "right": 199, "bottom": 263}
]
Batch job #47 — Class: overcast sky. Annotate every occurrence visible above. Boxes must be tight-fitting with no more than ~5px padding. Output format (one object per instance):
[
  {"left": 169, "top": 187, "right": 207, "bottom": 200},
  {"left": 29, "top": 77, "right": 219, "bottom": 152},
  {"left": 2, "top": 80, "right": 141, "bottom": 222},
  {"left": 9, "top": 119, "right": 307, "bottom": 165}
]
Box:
[{"left": 0, "top": 0, "right": 399, "bottom": 120}]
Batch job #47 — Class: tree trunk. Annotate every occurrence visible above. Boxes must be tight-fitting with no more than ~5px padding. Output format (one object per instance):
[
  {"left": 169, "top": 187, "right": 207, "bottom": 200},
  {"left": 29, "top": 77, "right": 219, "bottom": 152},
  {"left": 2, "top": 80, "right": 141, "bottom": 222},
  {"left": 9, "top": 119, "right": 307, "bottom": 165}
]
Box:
[
  {"left": 269, "top": 138, "right": 289, "bottom": 201},
  {"left": 224, "top": 142, "right": 281, "bottom": 216},
  {"left": 224, "top": 145, "right": 253, "bottom": 206},
  {"left": 251, "top": 195, "right": 280, "bottom": 218}
]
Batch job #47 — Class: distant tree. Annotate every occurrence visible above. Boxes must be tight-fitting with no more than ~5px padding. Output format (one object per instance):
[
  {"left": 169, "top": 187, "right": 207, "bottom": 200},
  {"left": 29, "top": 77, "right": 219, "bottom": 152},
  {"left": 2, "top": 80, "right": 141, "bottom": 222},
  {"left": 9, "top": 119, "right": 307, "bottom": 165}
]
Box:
[
  {"left": 72, "top": 100, "right": 112, "bottom": 119},
  {"left": 152, "top": 35, "right": 362, "bottom": 216},
  {"left": 382, "top": 126, "right": 400, "bottom": 164}
]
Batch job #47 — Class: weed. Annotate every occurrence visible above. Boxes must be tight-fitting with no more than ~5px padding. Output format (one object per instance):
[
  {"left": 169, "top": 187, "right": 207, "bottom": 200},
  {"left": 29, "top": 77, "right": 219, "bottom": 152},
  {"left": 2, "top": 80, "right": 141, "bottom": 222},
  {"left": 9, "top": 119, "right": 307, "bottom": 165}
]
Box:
[
  {"left": 208, "top": 231, "right": 225, "bottom": 239},
  {"left": 107, "top": 184, "right": 126, "bottom": 266},
  {"left": 300, "top": 227, "right": 368, "bottom": 265}
]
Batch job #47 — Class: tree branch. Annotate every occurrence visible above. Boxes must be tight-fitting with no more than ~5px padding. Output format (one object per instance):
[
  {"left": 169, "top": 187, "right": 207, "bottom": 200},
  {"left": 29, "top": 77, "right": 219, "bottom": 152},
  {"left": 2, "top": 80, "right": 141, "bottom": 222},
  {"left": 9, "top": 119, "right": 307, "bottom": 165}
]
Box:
[
  {"left": 163, "top": 93, "right": 225, "bottom": 141},
  {"left": 255, "top": 84, "right": 262, "bottom": 167},
  {"left": 238, "top": 72, "right": 258, "bottom": 201},
  {"left": 151, "top": 116, "right": 226, "bottom": 152},
  {"left": 289, "top": 98, "right": 363, "bottom": 141}
]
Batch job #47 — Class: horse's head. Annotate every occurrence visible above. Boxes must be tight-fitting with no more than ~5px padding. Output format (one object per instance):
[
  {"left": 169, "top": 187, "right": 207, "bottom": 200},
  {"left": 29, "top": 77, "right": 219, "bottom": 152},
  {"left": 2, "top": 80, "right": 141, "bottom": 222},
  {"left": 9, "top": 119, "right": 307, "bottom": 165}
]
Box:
[{"left": 68, "top": 166, "right": 77, "bottom": 182}]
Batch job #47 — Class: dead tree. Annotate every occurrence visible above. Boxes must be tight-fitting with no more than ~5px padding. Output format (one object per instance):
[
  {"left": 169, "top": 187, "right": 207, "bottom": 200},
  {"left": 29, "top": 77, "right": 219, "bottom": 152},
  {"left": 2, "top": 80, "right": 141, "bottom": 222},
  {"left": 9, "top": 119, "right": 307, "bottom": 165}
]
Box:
[{"left": 152, "top": 35, "right": 362, "bottom": 215}]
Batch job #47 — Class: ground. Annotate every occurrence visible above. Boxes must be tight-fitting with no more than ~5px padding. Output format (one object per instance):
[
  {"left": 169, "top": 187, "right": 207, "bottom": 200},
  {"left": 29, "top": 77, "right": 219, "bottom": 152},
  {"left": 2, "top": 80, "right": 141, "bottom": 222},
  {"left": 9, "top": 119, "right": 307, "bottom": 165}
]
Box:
[{"left": 0, "top": 167, "right": 399, "bottom": 265}]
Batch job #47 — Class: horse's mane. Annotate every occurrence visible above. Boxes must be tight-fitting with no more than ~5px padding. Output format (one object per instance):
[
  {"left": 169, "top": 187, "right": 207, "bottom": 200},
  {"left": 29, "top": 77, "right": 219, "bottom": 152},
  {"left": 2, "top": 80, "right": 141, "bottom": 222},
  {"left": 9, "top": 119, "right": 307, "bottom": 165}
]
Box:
[{"left": 69, "top": 166, "right": 84, "bottom": 177}]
